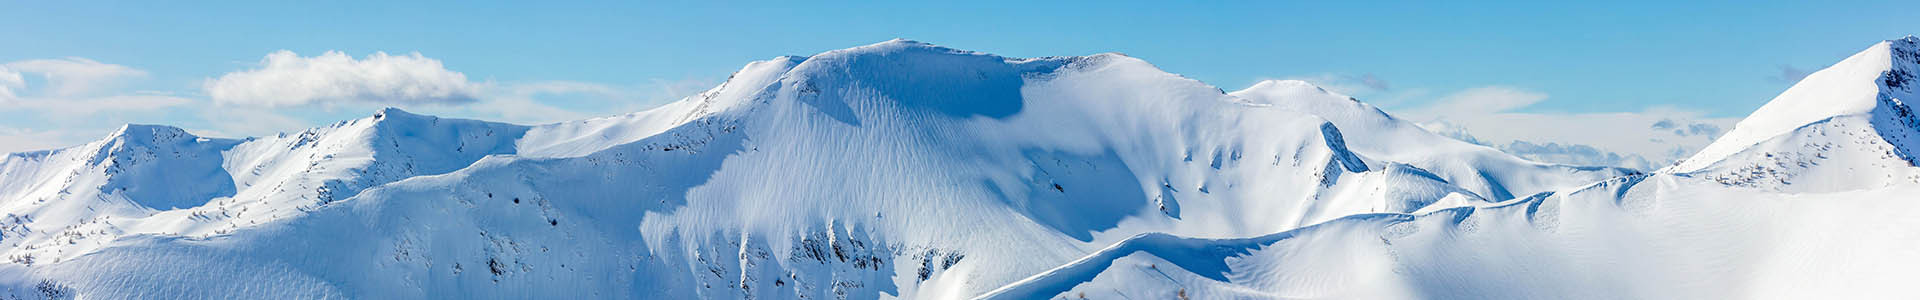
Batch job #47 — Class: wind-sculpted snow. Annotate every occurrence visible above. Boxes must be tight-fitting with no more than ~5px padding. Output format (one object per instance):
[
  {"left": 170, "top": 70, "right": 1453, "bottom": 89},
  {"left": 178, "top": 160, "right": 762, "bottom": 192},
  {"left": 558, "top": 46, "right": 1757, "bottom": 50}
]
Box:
[
  {"left": 4, "top": 37, "right": 1891, "bottom": 299},
  {"left": 981, "top": 174, "right": 1920, "bottom": 299}
]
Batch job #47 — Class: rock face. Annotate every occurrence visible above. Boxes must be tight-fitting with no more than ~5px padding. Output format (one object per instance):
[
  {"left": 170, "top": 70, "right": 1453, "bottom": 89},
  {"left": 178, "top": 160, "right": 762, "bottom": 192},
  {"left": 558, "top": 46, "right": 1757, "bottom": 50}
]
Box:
[{"left": 0, "top": 39, "right": 1685, "bottom": 299}]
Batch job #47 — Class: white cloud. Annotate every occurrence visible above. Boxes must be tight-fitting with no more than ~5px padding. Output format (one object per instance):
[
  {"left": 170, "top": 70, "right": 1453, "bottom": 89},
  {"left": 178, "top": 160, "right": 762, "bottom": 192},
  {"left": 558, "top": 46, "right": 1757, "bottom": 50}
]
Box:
[
  {"left": 0, "top": 51, "right": 722, "bottom": 153},
  {"left": 0, "top": 58, "right": 198, "bottom": 152},
  {"left": 1392, "top": 86, "right": 1739, "bottom": 170},
  {"left": 0, "top": 127, "right": 88, "bottom": 154},
  {"left": 0, "top": 59, "right": 188, "bottom": 118},
  {"left": 3, "top": 94, "right": 194, "bottom": 116},
  {"left": 3, "top": 57, "right": 148, "bottom": 97},
  {"left": 469, "top": 97, "right": 595, "bottom": 125},
  {"left": 643, "top": 77, "right": 721, "bottom": 104},
  {"left": 279, "top": 78, "right": 718, "bottom": 127},
  {"left": 189, "top": 107, "right": 310, "bottom": 139},
  {"left": 1408, "top": 86, "right": 1546, "bottom": 116},
  {"left": 205, "top": 50, "right": 481, "bottom": 107},
  {"left": 0, "top": 66, "right": 22, "bottom": 101}
]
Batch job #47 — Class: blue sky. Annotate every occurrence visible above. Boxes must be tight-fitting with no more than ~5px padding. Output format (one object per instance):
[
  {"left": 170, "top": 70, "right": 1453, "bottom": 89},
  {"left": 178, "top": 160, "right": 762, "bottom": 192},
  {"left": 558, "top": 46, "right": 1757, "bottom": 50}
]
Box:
[{"left": 3, "top": 1, "right": 1917, "bottom": 166}]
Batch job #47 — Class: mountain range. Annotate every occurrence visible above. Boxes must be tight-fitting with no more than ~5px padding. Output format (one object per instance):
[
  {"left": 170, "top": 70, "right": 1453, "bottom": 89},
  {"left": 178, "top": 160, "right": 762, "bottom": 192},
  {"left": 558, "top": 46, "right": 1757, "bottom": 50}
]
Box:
[{"left": 0, "top": 37, "right": 1915, "bottom": 299}]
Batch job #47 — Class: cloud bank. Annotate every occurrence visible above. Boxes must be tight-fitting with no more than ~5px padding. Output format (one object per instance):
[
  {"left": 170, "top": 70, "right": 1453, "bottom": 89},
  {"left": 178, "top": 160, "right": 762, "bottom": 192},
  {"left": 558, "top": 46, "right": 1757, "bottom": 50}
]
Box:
[
  {"left": 1390, "top": 86, "right": 1737, "bottom": 170},
  {"left": 205, "top": 51, "right": 482, "bottom": 107}
]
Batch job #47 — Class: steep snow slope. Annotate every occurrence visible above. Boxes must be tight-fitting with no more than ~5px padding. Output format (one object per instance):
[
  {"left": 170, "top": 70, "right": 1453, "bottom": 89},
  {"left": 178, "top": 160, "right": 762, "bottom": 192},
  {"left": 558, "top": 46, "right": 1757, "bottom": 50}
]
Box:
[
  {"left": 0, "top": 40, "right": 1632, "bottom": 299},
  {"left": 1668, "top": 36, "right": 1920, "bottom": 192}
]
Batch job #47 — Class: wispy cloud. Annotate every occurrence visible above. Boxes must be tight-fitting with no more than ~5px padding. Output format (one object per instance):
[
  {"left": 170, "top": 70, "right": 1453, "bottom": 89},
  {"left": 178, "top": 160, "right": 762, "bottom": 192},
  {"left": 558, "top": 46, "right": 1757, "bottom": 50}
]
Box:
[
  {"left": 1402, "top": 86, "right": 1545, "bottom": 118},
  {"left": 0, "top": 126, "right": 87, "bottom": 154},
  {"left": 187, "top": 106, "right": 309, "bottom": 139},
  {"left": 0, "top": 66, "right": 22, "bottom": 101},
  {"left": 0, "top": 59, "right": 189, "bottom": 119},
  {"left": 5, "top": 94, "right": 193, "bottom": 116},
  {"left": 1773, "top": 64, "right": 1812, "bottom": 83},
  {"left": 3, "top": 57, "right": 148, "bottom": 97},
  {"left": 395, "top": 78, "right": 716, "bottom": 125},
  {"left": 1392, "top": 86, "right": 1738, "bottom": 170},
  {"left": 0, "top": 50, "right": 719, "bottom": 153},
  {"left": 204, "top": 50, "right": 482, "bottom": 107}
]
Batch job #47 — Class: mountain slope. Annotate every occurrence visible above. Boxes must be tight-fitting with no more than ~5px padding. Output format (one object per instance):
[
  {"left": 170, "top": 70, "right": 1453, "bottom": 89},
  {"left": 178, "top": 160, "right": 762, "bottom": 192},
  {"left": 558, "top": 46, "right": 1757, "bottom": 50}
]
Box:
[
  {"left": 980, "top": 36, "right": 1920, "bottom": 300},
  {"left": 0, "top": 108, "right": 532, "bottom": 267},
  {"left": 1668, "top": 36, "right": 1920, "bottom": 192},
  {"left": 0, "top": 40, "right": 1630, "bottom": 299},
  {"left": 979, "top": 174, "right": 1920, "bottom": 299},
  {"left": 1232, "top": 80, "right": 1634, "bottom": 200}
]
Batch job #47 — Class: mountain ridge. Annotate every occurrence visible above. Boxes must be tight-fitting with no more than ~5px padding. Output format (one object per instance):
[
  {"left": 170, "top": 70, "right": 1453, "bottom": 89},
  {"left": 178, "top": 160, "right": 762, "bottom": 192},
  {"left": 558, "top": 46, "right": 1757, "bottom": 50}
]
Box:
[
  {"left": 1665, "top": 36, "right": 1920, "bottom": 192},
  {"left": 979, "top": 36, "right": 1920, "bottom": 299},
  {"left": 0, "top": 38, "right": 1858, "bottom": 299}
]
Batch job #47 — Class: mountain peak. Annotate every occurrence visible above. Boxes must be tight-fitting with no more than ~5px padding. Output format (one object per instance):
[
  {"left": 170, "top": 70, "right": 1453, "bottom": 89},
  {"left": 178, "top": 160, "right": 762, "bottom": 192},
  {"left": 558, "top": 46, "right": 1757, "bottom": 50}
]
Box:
[
  {"left": 1232, "top": 79, "right": 1379, "bottom": 114},
  {"left": 875, "top": 38, "right": 930, "bottom": 47},
  {"left": 100, "top": 124, "right": 202, "bottom": 150},
  {"left": 1237, "top": 79, "right": 1352, "bottom": 103},
  {"left": 776, "top": 39, "right": 1081, "bottom": 120},
  {"left": 108, "top": 124, "right": 192, "bottom": 139},
  {"left": 806, "top": 39, "right": 987, "bottom": 62},
  {"left": 370, "top": 106, "right": 429, "bottom": 121},
  {"left": 1245, "top": 79, "right": 1335, "bottom": 93},
  {"left": 1894, "top": 35, "right": 1919, "bottom": 48},
  {"left": 1672, "top": 36, "right": 1920, "bottom": 171}
]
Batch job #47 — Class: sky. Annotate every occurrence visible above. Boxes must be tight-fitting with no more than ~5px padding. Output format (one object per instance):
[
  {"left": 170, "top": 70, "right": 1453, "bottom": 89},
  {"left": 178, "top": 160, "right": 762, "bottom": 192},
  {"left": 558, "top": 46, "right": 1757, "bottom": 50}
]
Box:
[{"left": 3, "top": 1, "right": 1917, "bottom": 169}]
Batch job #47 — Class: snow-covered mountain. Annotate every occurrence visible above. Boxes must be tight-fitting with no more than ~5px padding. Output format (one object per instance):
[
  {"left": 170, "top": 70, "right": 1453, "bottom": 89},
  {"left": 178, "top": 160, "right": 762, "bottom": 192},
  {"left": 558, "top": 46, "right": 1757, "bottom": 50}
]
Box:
[
  {"left": 1231, "top": 80, "right": 1632, "bottom": 201},
  {"left": 0, "top": 40, "right": 1637, "bottom": 299},
  {"left": 0, "top": 36, "right": 1910, "bottom": 299},
  {"left": 1667, "top": 36, "right": 1920, "bottom": 192},
  {"left": 979, "top": 36, "right": 1920, "bottom": 299}
]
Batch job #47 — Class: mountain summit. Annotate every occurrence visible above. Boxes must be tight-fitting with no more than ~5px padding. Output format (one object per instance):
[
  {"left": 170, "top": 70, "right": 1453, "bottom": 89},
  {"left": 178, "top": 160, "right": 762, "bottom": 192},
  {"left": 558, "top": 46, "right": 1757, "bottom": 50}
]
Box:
[
  {"left": 0, "top": 40, "right": 1628, "bottom": 298},
  {"left": 1669, "top": 36, "right": 1920, "bottom": 191}
]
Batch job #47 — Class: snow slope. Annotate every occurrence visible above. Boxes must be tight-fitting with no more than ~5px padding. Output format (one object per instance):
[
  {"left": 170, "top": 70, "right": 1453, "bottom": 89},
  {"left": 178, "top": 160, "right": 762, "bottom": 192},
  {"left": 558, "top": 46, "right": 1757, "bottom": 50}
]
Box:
[
  {"left": 980, "top": 174, "right": 1920, "bottom": 299},
  {"left": 1667, "top": 36, "right": 1920, "bottom": 192},
  {"left": 1232, "top": 80, "right": 1634, "bottom": 200},
  {"left": 0, "top": 40, "right": 1637, "bottom": 299},
  {"left": 0, "top": 108, "right": 530, "bottom": 267},
  {"left": 980, "top": 36, "right": 1920, "bottom": 299}
]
